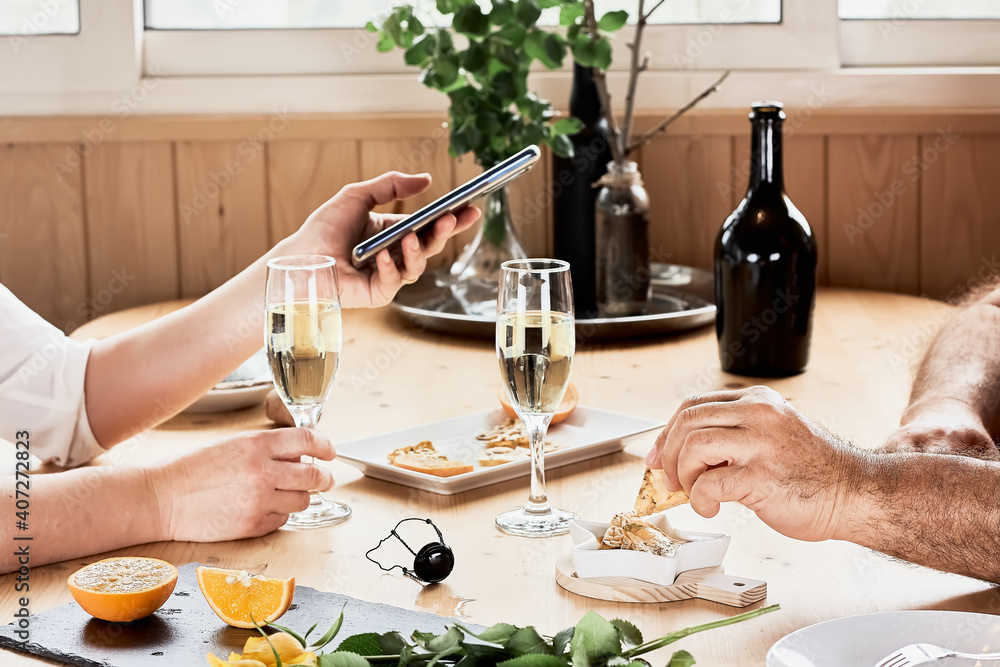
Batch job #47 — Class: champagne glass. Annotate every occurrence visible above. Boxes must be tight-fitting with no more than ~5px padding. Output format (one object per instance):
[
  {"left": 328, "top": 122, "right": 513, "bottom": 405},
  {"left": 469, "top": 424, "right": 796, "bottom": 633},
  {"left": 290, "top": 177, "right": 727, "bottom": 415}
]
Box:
[
  {"left": 265, "top": 255, "right": 351, "bottom": 529},
  {"left": 495, "top": 259, "right": 578, "bottom": 537}
]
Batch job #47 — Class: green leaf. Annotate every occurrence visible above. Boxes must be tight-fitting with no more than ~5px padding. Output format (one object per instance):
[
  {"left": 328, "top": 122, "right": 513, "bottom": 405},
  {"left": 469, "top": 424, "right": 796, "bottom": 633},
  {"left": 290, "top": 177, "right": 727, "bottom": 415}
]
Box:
[
  {"left": 559, "top": 3, "right": 584, "bottom": 26},
  {"left": 525, "top": 29, "right": 560, "bottom": 69},
  {"left": 543, "top": 33, "right": 566, "bottom": 69},
  {"left": 431, "top": 56, "right": 460, "bottom": 88},
  {"left": 553, "top": 117, "right": 584, "bottom": 135},
  {"left": 365, "top": 20, "right": 377, "bottom": 33},
  {"left": 552, "top": 628, "right": 574, "bottom": 656},
  {"left": 303, "top": 622, "right": 319, "bottom": 643},
  {"left": 436, "top": 0, "right": 457, "bottom": 13},
  {"left": 413, "top": 626, "right": 464, "bottom": 654},
  {"left": 459, "top": 622, "right": 518, "bottom": 644},
  {"left": 550, "top": 133, "right": 574, "bottom": 158},
  {"left": 397, "top": 645, "right": 414, "bottom": 667},
  {"left": 490, "top": 0, "right": 516, "bottom": 24},
  {"left": 569, "top": 612, "right": 622, "bottom": 667},
  {"left": 504, "top": 627, "right": 553, "bottom": 656},
  {"left": 461, "top": 641, "right": 511, "bottom": 661},
  {"left": 377, "top": 632, "right": 411, "bottom": 655},
  {"left": 499, "top": 656, "right": 570, "bottom": 667},
  {"left": 267, "top": 621, "right": 306, "bottom": 649},
  {"left": 453, "top": 4, "right": 489, "bottom": 36},
  {"left": 516, "top": 0, "right": 542, "bottom": 26},
  {"left": 492, "top": 70, "right": 517, "bottom": 101},
  {"left": 536, "top": 0, "right": 561, "bottom": 7},
  {"left": 610, "top": 620, "right": 642, "bottom": 648},
  {"left": 571, "top": 33, "right": 612, "bottom": 69},
  {"left": 318, "top": 652, "right": 372, "bottom": 667},
  {"left": 376, "top": 31, "right": 396, "bottom": 53},
  {"left": 598, "top": 10, "right": 629, "bottom": 32},
  {"left": 311, "top": 603, "right": 346, "bottom": 650},
  {"left": 404, "top": 33, "right": 436, "bottom": 66},
  {"left": 493, "top": 24, "right": 526, "bottom": 47},
  {"left": 667, "top": 651, "right": 696, "bottom": 667},
  {"left": 337, "top": 633, "right": 383, "bottom": 657}
]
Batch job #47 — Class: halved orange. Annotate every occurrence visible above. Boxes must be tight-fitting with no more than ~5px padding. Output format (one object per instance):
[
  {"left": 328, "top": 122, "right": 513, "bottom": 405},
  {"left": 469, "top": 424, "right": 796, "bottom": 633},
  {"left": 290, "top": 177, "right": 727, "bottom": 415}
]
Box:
[
  {"left": 196, "top": 566, "right": 295, "bottom": 629},
  {"left": 499, "top": 381, "right": 578, "bottom": 425},
  {"left": 67, "top": 556, "right": 178, "bottom": 622}
]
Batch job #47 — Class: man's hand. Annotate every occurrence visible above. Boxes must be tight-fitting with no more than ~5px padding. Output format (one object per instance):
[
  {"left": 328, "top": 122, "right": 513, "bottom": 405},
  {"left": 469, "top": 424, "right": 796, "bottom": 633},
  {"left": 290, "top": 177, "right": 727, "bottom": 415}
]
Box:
[
  {"left": 147, "top": 428, "right": 337, "bottom": 543},
  {"left": 879, "top": 399, "right": 998, "bottom": 460},
  {"left": 284, "top": 171, "right": 480, "bottom": 308},
  {"left": 645, "top": 385, "right": 863, "bottom": 543}
]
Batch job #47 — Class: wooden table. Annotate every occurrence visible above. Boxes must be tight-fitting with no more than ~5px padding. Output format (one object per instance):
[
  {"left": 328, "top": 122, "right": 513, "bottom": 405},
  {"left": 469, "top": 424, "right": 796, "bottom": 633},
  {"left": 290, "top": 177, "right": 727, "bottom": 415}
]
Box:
[{"left": 2, "top": 288, "right": 994, "bottom": 666}]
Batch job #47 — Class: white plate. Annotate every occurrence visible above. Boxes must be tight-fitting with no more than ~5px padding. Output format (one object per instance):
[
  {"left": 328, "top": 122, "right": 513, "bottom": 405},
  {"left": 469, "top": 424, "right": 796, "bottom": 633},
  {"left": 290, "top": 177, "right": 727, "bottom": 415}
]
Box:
[
  {"left": 569, "top": 513, "right": 730, "bottom": 587},
  {"left": 184, "top": 383, "right": 273, "bottom": 414},
  {"left": 336, "top": 406, "right": 663, "bottom": 495},
  {"left": 184, "top": 349, "right": 272, "bottom": 414},
  {"left": 767, "top": 610, "right": 1000, "bottom": 667}
]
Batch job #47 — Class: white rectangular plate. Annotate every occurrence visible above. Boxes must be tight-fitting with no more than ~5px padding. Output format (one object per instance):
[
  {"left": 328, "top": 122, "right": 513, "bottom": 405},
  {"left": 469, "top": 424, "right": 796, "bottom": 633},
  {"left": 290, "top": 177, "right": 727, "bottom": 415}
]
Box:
[{"left": 336, "top": 406, "right": 664, "bottom": 496}]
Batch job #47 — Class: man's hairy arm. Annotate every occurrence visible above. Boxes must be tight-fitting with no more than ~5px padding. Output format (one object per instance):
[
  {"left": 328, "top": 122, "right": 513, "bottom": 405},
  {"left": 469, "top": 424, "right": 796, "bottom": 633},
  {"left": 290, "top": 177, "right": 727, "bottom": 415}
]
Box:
[
  {"left": 885, "top": 281, "right": 1000, "bottom": 456},
  {"left": 843, "top": 452, "right": 1000, "bottom": 582},
  {"left": 650, "top": 386, "right": 1000, "bottom": 584}
]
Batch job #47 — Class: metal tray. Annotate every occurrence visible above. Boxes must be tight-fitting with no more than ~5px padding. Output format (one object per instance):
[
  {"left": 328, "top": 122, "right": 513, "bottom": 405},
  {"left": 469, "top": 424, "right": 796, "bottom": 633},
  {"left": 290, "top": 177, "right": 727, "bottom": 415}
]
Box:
[{"left": 390, "top": 263, "right": 716, "bottom": 342}]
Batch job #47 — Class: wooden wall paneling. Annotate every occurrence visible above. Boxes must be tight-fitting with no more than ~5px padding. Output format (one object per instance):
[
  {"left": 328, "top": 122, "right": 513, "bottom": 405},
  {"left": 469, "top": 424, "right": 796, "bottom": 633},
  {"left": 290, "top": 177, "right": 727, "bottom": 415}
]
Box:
[
  {"left": 174, "top": 141, "right": 269, "bottom": 297},
  {"left": 267, "top": 140, "right": 361, "bottom": 244},
  {"left": 360, "top": 137, "right": 453, "bottom": 269},
  {"left": 639, "top": 135, "right": 733, "bottom": 270},
  {"left": 827, "top": 136, "right": 920, "bottom": 294},
  {"left": 919, "top": 133, "right": 1000, "bottom": 300},
  {"left": 83, "top": 142, "right": 179, "bottom": 315},
  {"left": 0, "top": 144, "right": 89, "bottom": 330}
]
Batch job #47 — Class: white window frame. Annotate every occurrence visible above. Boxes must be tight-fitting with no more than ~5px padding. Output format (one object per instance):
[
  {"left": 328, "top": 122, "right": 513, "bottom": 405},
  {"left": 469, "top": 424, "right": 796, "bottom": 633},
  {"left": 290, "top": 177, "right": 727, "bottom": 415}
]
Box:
[
  {"left": 2, "top": 0, "right": 1000, "bottom": 114},
  {"left": 143, "top": 0, "right": 838, "bottom": 76},
  {"left": 0, "top": 0, "right": 140, "bottom": 92}
]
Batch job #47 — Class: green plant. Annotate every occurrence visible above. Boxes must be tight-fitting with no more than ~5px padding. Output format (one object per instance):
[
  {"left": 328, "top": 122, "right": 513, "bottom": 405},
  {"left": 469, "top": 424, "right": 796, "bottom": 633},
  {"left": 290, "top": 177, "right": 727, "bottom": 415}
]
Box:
[
  {"left": 367, "top": 1, "right": 630, "bottom": 169},
  {"left": 212, "top": 602, "right": 780, "bottom": 666}
]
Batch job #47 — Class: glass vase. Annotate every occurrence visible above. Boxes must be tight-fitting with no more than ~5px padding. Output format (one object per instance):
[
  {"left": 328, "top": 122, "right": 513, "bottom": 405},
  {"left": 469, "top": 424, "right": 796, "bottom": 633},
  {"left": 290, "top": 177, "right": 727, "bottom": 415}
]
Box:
[
  {"left": 446, "top": 186, "right": 527, "bottom": 317},
  {"left": 595, "top": 160, "right": 651, "bottom": 317}
]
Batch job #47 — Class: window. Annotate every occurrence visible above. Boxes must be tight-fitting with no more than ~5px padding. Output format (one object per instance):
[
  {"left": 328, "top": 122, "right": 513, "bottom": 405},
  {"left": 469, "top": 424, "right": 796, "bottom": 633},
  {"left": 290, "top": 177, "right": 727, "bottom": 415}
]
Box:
[
  {"left": 144, "top": 0, "right": 781, "bottom": 29},
  {"left": 840, "top": 0, "right": 1000, "bottom": 20},
  {"left": 0, "top": 0, "right": 79, "bottom": 36},
  {"left": 838, "top": 0, "right": 1000, "bottom": 66},
  {"left": 144, "top": 0, "right": 827, "bottom": 77}
]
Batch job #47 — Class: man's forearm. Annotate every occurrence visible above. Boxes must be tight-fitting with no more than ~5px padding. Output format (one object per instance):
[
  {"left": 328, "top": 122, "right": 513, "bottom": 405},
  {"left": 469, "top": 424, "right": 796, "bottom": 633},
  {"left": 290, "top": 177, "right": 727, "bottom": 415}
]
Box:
[
  {"left": 0, "top": 466, "right": 164, "bottom": 573},
  {"left": 839, "top": 451, "right": 1000, "bottom": 583},
  {"left": 905, "top": 292, "right": 1000, "bottom": 436},
  {"left": 84, "top": 236, "right": 304, "bottom": 448}
]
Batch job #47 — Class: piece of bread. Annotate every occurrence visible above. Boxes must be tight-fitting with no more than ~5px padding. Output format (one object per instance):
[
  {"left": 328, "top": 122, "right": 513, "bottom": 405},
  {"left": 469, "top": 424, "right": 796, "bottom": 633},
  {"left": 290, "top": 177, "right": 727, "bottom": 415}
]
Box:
[
  {"left": 599, "top": 511, "right": 688, "bottom": 557},
  {"left": 478, "top": 447, "right": 529, "bottom": 467},
  {"left": 634, "top": 468, "right": 690, "bottom": 516},
  {"left": 387, "top": 441, "right": 473, "bottom": 477}
]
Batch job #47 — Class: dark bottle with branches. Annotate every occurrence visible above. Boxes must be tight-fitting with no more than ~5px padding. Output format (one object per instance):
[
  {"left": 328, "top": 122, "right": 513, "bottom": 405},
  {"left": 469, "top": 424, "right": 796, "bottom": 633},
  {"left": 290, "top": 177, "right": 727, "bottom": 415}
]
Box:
[
  {"left": 553, "top": 62, "right": 613, "bottom": 319},
  {"left": 714, "top": 102, "right": 817, "bottom": 376}
]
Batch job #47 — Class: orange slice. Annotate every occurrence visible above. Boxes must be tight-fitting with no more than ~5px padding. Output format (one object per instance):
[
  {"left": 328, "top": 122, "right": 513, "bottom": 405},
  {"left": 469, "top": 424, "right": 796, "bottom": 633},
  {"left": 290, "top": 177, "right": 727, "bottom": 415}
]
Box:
[
  {"left": 499, "top": 381, "right": 578, "bottom": 425},
  {"left": 196, "top": 566, "right": 295, "bottom": 629},
  {"left": 67, "top": 556, "right": 178, "bottom": 622}
]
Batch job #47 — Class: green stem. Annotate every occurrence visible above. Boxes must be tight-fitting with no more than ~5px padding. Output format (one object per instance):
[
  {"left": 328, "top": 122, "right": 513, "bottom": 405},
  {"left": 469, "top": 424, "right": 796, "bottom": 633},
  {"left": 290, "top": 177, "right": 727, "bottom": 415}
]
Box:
[
  {"left": 623, "top": 605, "right": 780, "bottom": 658},
  {"left": 481, "top": 188, "right": 509, "bottom": 247}
]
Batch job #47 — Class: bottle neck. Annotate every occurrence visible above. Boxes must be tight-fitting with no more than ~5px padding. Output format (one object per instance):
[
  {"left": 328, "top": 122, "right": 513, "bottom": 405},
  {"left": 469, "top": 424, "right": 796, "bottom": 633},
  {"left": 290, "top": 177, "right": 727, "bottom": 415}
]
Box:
[
  {"left": 570, "top": 62, "right": 603, "bottom": 125},
  {"left": 748, "top": 118, "right": 784, "bottom": 192}
]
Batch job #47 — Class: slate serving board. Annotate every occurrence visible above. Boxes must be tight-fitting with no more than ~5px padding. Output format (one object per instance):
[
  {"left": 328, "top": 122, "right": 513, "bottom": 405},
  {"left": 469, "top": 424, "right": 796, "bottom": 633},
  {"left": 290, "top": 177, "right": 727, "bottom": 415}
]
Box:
[{"left": 0, "top": 563, "right": 477, "bottom": 667}]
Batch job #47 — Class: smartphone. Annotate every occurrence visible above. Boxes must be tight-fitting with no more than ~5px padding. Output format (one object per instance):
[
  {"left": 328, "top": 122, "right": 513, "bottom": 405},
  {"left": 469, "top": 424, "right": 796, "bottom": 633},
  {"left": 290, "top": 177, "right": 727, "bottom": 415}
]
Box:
[{"left": 351, "top": 144, "right": 541, "bottom": 269}]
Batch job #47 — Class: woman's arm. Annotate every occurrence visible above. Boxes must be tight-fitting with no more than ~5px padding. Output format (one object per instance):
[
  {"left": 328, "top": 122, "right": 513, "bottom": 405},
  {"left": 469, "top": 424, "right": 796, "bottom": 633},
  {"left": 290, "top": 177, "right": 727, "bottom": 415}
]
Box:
[
  {"left": 0, "top": 428, "right": 336, "bottom": 573},
  {"left": 84, "top": 172, "right": 478, "bottom": 448},
  {"left": 882, "top": 282, "right": 1000, "bottom": 458}
]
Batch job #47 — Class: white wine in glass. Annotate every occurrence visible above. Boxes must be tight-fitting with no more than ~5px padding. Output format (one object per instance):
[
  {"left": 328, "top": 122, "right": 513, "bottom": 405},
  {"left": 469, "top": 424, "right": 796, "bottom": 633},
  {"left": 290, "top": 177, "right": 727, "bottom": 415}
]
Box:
[
  {"left": 495, "top": 259, "right": 578, "bottom": 537},
  {"left": 265, "top": 255, "right": 351, "bottom": 529}
]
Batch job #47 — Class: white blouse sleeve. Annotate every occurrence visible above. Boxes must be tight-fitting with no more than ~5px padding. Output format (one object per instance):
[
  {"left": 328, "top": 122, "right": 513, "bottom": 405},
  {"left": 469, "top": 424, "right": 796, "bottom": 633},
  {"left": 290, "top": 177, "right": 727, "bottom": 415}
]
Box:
[{"left": 0, "top": 285, "right": 105, "bottom": 467}]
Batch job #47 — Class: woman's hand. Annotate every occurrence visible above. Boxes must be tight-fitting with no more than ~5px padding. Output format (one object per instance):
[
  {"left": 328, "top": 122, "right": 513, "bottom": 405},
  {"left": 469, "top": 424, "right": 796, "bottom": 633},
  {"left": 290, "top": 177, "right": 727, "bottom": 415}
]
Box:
[
  {"left": 147, "top": 428, "right": 337, "bottom": 543},
  {"left": 282, "top": 171, "right": 480, "bottom": 308}
]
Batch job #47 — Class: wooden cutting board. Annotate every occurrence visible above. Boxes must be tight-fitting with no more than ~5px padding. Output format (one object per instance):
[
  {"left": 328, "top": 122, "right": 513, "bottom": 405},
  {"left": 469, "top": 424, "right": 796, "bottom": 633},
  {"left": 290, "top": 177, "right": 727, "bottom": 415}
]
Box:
[
  {"left": 0, "top": 563, "right": 479, "bottom": 667},
  {"left": 555, "top": 556, "right": 767, "bottom": 607}
]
